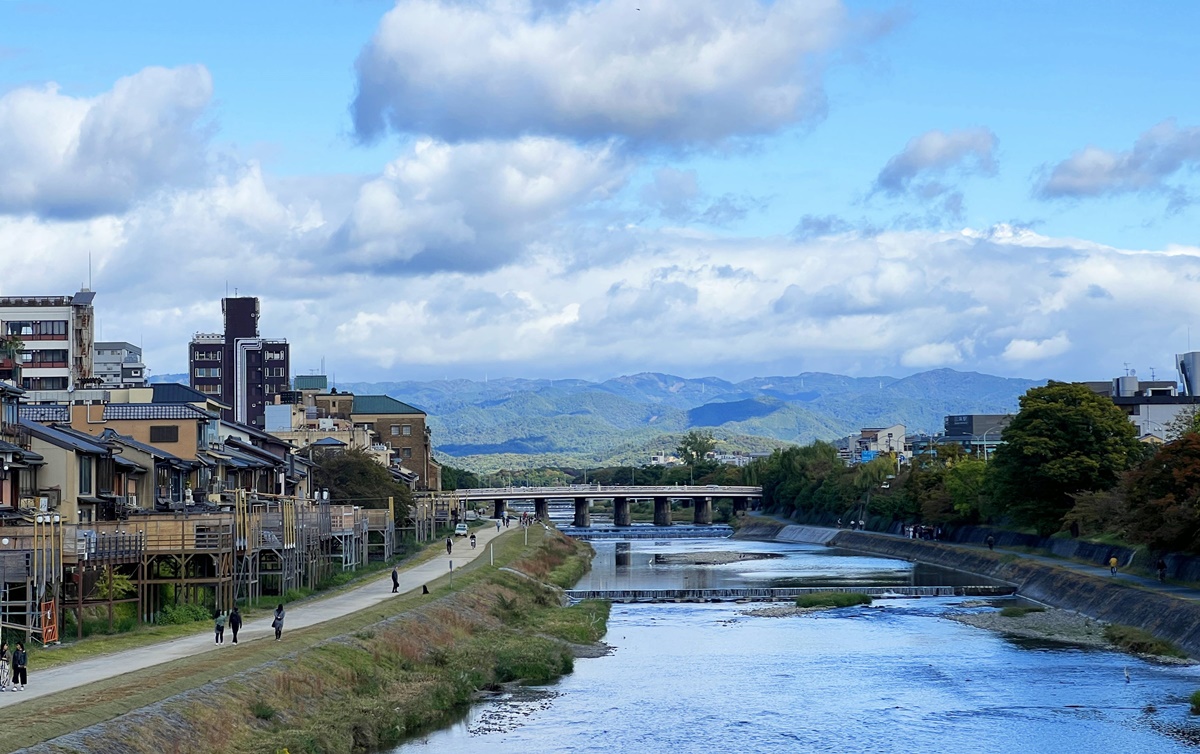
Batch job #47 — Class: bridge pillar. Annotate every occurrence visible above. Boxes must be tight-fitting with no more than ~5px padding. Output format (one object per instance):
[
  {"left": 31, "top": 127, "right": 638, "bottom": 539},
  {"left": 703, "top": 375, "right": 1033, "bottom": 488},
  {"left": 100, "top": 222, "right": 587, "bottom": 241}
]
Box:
[
  {"left": 492, "top": 499, "right": 506, "bottom": 520},
  {"left": 653, "top": 499, "right": 672, "bottom": 527},
  {"left": 573, "top": 497, "right": 591, "bottom": 527},
  {"left": 693, "top": 497, "right": 713, "bottom": 525},
  {"left": 535, "top": 499, "right": 549, "bottom": 521},
  {"left": 613, "top": 497, "right": 631, "bottom": 527}
]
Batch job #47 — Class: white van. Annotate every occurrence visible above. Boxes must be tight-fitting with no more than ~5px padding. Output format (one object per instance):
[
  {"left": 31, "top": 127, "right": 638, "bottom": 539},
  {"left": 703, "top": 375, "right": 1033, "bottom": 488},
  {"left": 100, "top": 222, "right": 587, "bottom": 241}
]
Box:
[{"left": 454, "top": 523, "right": 469, "bottom": 537}]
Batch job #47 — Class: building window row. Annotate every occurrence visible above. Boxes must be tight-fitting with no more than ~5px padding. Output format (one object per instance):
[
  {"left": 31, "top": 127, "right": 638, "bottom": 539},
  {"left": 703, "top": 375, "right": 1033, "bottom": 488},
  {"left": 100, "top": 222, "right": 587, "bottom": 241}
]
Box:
[
  {"left": 193, "top": 350, "right": 222, "bottom": 361},
  {"left": 265, "top": 350, "right": 285, "bottom": 361},
  {"left": 5, "top": 320, "right": 68, "bottom": 338},
  {"left": 198, "top": 384, "right": 222, "bottom": 395},
  {"left": 195, "top": 367, "right": 222, "bottom": 378}
]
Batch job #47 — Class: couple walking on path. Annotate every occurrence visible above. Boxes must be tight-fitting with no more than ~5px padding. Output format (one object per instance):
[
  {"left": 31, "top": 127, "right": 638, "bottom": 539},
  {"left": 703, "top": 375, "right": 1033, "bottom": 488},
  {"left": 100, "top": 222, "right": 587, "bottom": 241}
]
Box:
[
  {"left": 0, "top": 642, "right": 27, "bottom": 692},
  {"left": 213, "top": 607, "right": 244, "bottom": 644}
]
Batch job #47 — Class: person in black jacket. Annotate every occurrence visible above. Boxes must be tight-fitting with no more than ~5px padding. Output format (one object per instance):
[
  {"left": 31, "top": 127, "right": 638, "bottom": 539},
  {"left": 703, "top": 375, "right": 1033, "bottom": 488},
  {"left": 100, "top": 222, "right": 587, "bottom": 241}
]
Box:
[
  {"left": 272, "top": 604, "right": 285, "bottom": 641},
  {"left": 229, "top": 606, "right": 243, "bottom": 644},
  {"left": 11, "top": 642, "right": 27, "bottom": 691}
]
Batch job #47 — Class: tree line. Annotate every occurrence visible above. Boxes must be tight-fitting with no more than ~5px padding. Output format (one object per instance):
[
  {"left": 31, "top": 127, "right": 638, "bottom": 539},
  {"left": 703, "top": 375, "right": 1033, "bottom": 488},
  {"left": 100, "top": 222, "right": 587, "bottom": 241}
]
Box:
[{"left": 751, "top": 381, "right": 1200, "bottom": 553}]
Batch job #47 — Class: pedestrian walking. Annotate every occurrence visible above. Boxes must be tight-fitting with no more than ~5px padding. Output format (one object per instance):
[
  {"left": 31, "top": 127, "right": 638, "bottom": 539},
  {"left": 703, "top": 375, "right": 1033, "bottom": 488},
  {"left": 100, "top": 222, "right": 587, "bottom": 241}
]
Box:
[
  {"left": 229, "top": 606, "right": 242, "bottom": 644},
  {"left": 272, "top": 604, "right": 285, "bottom": 641},
  {"left": 11, "top": 642, "right": 26, "bottom": 691},
  {"left": 391, "top": 566, "right": 400, "bottom": 593},
  {"left": 985, "top": 535, "right": 995, "bottom": 551},
  {"left": 1157, "top": 558, "right": 1168, "bottom": 583},
  {"left": 1109, "top": 554, "right": 1119, "bottom": 575},
  {"left": 0, "top": 642, "right": 9, "bottom": 692},
  {"left": 214, "top": 610, "right": 226, "bottom": 645},
  {"left": 445, "top": 536, "right": 453, "bottom": 555},
  {"left": 496, "top": 518, "right": 501, "bottom": 532}
]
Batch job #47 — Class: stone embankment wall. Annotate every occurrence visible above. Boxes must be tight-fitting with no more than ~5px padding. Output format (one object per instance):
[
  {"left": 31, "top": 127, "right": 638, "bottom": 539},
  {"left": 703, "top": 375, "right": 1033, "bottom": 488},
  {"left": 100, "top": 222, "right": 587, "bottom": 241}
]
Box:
[{"left": 737, "top": 520, "right": 1200, "bottom": 658}]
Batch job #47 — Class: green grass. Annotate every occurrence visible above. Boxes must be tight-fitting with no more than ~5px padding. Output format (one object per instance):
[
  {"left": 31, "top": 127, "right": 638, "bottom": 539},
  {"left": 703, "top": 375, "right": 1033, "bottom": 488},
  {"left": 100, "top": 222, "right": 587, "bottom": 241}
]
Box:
[
  {"left": 1103, "top": 624, "right": 1187, "bottom": 658},
  {"left": 999, "top": 606, "right": 1046, "bottom": 618},
  {"left": 794, "top": 592, "right": 872, "bottom": 609},
  {"left": 1190, "top": 690, "right": 1200, "bottom": 715}
]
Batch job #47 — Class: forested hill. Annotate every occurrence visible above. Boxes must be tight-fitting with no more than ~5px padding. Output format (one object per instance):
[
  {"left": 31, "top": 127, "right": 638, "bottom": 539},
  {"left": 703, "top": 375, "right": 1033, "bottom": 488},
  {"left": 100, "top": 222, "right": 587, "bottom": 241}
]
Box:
[{"left": 152, "top": 368, "right": 1042, "bottom": 469}]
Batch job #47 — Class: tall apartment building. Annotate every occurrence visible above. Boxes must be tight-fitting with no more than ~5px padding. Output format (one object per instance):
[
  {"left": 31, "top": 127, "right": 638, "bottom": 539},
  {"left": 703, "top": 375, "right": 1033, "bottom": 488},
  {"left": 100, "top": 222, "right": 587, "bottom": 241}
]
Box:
[
  {"left": 93, "top": 341, "right": 147, "bottom": 387},
  {"left": 188, "top": 296, "right": 290, "bottom": 427},
  {"left": 0, "top": 289, "right": 95, "bottom": 391}
]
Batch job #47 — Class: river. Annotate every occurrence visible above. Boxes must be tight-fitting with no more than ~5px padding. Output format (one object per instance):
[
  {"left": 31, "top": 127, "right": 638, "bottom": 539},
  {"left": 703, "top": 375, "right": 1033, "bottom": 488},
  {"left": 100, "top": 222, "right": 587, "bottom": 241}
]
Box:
[{"left": 393, "top": 536, "right": 1200, "bottom": 753}]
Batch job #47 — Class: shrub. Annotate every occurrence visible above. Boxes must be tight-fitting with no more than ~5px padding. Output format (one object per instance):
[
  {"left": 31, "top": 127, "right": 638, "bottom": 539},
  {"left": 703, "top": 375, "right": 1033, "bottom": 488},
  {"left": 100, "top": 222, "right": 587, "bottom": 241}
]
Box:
[
  {"left": 155, "top": 602, "right": 211, "bottom": 625},
  {"left": 250, "top": 700, "right": 276, "bottom": 721},
  {"left": 795, "top": 592, "right": 872, "bottom": 609},
  {"left": 1104, "top": 624, "right": 1187, "bottom": 658},
  {"left": 1190, "top": 690, "right": 1200, "bottom": 715},
  {"left": 999, "top": 606, "right": 1046, "bottom": 618}
]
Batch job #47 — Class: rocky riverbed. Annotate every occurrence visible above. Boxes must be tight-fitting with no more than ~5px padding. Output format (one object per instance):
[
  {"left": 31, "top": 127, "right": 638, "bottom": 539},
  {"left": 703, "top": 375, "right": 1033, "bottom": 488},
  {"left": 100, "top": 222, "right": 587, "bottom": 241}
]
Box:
[{"left": 946, "top": 606, "right": 1113, "bottom": 648}]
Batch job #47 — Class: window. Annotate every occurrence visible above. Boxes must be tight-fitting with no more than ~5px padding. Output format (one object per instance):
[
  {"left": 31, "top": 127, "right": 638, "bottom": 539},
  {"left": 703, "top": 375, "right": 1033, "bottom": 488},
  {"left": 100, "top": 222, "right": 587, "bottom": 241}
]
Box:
[
  {"left": 78, "top": 456, "right": 93, "bottom": 495},
  {"left": 402, "top": 447, "right": 412, "bottom": 459},
  {"left": 150, "top": 425, "right": 179, "bottom": 443},
  {"left": 402, "top": 424, "right": 412, "bottom": 436},
  {"left": 390, "top": 425, "right": 399, "bottom": 436},
  {"left": 194, "top": 367, "right": 221, "bottom": 378}
]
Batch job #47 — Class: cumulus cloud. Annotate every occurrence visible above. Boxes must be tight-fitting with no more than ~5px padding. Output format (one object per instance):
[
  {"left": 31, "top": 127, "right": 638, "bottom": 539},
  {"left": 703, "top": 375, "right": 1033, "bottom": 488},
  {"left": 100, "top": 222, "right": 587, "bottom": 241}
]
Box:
[
  {"left": 872, "top": 127, "right": 997, "bottom": 223},
  {"left": 352, "top": 0, "right": 850, "bottom": 146},
  {"left": 0, "top": 65, "right": 214, "bottom": 217},
  {"left": 329, "top": 136, "right": 629, "bottom": 272},
  {"left": 901, "top": 342, "right": 965, "bottom": 368},
  {"left": 1001, "top": 332, "right": 1071, "bottom": 362},
  {"left": 640, "top": 168, "right": 765, "bottom": 226},
  {"left": 1035, "top": 119, "right": 1200, "bottom": 209}
]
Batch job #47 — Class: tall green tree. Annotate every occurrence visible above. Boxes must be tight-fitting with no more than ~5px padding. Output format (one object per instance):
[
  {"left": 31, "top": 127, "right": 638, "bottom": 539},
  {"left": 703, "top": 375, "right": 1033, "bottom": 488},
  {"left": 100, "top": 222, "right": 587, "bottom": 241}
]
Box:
[
  {"left": 312, "top": 447, "right": 412, "bottom": 518},
  {"left": 990, "top": 381, "right": 1140, "bottom": 535},
  {"left": 676, "top": 429, "right": 717, "bottom": 466}
]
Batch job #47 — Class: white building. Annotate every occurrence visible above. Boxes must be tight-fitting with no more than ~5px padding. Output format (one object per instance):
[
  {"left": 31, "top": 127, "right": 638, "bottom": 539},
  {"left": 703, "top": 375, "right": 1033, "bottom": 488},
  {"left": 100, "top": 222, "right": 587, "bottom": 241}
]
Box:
[
  {"left": 93, "top": 341, "right": 147, "bottom": 387},
  {"left": 0, "top": 289, "right": 95, "bottom": 392}
]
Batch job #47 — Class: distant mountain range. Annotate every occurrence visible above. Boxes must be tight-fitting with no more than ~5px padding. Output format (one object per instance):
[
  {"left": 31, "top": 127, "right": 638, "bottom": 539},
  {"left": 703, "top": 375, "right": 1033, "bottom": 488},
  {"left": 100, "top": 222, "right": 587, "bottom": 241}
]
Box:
[{"left": 154, "top": 368, "right": 1042, "bottom": 471}]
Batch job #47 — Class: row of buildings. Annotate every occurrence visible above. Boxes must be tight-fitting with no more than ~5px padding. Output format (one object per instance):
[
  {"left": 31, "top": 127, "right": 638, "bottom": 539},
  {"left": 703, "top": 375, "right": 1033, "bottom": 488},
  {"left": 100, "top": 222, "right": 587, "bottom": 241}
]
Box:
[
  {"left": 0, "top": 290, "right": 450, "bottom": 645},
  {"left": 840, "top": 355, "right": 1200, "bottom": 467}
]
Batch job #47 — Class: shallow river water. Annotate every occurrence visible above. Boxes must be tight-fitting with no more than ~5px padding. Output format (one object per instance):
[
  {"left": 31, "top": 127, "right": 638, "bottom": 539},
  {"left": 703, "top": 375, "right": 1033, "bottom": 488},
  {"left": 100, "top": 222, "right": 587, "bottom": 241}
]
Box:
[{"left": 393, "top": 537, "right": 1200, "bottom": 753}]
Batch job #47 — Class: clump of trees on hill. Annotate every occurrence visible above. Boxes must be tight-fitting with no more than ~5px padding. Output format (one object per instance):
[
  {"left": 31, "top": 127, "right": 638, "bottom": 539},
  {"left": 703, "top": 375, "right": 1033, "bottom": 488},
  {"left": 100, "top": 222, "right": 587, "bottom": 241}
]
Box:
[{"left": 752, "top": 380, "right": 1200, "bottom": 553}]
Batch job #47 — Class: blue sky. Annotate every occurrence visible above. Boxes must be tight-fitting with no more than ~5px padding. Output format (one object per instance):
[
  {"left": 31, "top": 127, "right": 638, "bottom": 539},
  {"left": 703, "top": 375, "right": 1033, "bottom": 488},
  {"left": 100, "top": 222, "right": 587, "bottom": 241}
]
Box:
[{"left": 2, "top": 1, "right": 1199, "bottom": 384}]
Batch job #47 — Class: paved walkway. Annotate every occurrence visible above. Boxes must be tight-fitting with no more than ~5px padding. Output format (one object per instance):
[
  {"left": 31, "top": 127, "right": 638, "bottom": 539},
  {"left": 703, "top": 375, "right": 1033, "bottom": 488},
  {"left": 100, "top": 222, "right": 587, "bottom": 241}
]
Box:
[{"left": 0, "top": 519, "right": 525, "bottom": 708}]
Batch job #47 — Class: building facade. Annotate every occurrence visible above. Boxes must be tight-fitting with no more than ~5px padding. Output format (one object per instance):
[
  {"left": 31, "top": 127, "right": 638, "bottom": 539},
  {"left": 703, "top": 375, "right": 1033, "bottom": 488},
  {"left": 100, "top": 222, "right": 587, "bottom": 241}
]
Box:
[
  {"left": 0, "top": 289, "right": 95, "bottom": 391},
  {"left": 93, "top": 341, "right": 147, "bottom": 387},
  {"left": 188, "top": 296, "right": 290, "bottom": 427}
]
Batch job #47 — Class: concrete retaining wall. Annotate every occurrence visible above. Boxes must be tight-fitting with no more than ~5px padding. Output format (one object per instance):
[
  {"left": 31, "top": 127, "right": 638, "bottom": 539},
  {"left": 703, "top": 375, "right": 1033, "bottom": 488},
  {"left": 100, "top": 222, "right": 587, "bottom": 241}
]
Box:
[{"left": 737, "top": 520, "right": 1200, "bottom": 657}]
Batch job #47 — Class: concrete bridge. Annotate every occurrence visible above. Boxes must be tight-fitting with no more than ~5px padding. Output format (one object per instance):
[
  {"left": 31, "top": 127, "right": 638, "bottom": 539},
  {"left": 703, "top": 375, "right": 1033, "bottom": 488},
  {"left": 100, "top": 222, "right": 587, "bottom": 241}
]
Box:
[{"left": 453, "top": 485, "right": 762, "bottom": 527}]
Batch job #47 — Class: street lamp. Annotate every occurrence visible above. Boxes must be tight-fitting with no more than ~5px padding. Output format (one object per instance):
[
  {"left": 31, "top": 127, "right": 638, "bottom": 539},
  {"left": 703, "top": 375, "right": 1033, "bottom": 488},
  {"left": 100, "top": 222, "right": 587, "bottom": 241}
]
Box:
[{"left": 981, "top": 425, "right": 1003, "bottom": 462}]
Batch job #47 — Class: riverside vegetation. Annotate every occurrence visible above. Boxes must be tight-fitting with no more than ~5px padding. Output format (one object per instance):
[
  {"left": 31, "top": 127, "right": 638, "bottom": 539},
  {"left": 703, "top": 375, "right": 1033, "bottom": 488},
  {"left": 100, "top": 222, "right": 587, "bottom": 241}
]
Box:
[{"left": 8, "top": 528, "right": 606, "bottom": 754}]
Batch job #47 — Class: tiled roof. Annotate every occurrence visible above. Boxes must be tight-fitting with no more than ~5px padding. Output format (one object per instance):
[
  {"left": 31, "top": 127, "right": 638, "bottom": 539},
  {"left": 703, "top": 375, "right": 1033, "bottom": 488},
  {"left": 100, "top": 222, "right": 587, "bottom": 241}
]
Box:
[
  {"left": 103, "top": 404, "right": 215, "bottom": 421},
  {"left": 352, "top": 395, "right": 425, "bottom": 416},
  {"left": 97, "top": 428, "right": 183, "bottom": 461},
  {"left": 19, "top": 419, "right": 109, "bottom": 454},
  {"left": 311, "top": 436, "right": 347, "bottom": 446},
  {"left": 19, "top": 405, "right": 68, "bottom": 422}
]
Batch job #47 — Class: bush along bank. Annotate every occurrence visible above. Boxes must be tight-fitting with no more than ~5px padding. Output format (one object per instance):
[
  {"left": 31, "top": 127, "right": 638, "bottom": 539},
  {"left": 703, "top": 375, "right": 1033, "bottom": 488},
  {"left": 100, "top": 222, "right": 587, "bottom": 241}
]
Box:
[{"left": 28, "top": 531, "right": 607, "bottom": 754}]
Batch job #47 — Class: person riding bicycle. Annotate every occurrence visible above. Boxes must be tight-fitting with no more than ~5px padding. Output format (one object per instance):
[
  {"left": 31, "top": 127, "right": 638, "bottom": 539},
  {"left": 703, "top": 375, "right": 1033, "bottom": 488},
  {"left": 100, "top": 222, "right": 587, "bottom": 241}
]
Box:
[{"left": 469, "top": 533, "right": 477, "bottom": 549}]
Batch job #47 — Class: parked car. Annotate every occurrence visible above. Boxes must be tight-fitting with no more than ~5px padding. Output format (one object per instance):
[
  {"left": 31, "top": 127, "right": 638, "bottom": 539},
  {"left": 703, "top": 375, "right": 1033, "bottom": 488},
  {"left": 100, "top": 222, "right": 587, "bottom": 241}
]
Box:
[{"left": 454, "top": 523, "right": 469, "bottom": 537}]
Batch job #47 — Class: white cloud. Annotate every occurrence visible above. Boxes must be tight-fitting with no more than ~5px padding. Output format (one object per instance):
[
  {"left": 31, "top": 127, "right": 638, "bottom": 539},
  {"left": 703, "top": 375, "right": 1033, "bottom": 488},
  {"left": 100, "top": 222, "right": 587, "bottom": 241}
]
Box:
[
  {"left": 352, "top": 0, "right": 851, "bottom": 146},
  {"left": 1036, "top": 120, "right": 1200, "bottom": 209},
  {"left": 875, "top": 127, "right": 998, "bottom": 195},
  {"left": 330, "top": 136, "right": 629, "bottom": 272},
  {"left": 0, "top": 65, "right": 214, "bottom": 217},
  {"left": 901, "top": 342, "right": 963, "bottom": 368},
  {"left": 1001, "top": 333, "right": 1071, "bottom": 362}
]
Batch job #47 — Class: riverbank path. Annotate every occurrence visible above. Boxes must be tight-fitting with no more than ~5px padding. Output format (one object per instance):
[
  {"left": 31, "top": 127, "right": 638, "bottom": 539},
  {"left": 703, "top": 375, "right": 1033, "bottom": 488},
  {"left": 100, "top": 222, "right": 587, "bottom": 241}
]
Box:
[{"left": 0, "top": 519, "right": 521, "bottom": 708}]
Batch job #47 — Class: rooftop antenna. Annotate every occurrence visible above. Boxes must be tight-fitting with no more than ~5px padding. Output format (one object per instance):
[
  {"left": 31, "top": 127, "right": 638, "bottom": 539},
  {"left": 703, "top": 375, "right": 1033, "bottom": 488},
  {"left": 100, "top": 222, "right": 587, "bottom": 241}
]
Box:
[
  {"left": 1150, "top": 366, "right": 1157, "bottom": 381},
  {"left": 1124, "top": 362, "right": 1132, "bottom": 376},
  {"left": 88, "top": 251, "right": 92, "bottom": 289}
]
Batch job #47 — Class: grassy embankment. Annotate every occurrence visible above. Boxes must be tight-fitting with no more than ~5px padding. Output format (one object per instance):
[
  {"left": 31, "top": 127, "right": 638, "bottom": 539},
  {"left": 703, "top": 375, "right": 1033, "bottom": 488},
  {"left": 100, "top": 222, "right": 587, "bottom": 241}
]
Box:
[{"left": 2, "top": 526, "right": 607, "bottom": 754}]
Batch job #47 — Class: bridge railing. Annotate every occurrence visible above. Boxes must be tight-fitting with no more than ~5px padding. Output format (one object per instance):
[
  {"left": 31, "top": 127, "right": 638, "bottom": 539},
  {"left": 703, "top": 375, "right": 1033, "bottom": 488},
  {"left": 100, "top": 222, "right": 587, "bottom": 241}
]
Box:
[{"left": 454, "top": 485, "right": 762, "bottom": 498}]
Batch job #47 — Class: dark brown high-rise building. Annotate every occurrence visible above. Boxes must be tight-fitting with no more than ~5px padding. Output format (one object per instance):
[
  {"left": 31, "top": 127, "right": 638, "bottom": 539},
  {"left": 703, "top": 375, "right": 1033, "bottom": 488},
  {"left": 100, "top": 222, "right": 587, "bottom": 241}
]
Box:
[{"left": 189, "top": 297, "right": 290, "bottom": 427}]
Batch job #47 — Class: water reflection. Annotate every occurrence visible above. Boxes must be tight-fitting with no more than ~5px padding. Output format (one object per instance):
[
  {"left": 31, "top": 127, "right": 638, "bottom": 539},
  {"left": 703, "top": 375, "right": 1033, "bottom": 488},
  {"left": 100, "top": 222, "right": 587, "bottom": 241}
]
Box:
[{"left": 393, "top": 538, "right": 1200, "bottom": 754}]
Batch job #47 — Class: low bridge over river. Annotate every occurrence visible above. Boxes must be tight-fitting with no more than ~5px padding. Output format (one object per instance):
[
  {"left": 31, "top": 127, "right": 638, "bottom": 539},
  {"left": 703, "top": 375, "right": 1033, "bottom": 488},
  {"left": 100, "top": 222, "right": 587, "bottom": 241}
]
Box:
[
  {"left": 566, "top": 585, "right": 1016, "bottom": 603},
  {"left": 455, "top": 485, "right": 762, "bottom": 527}
]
